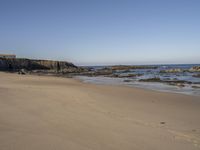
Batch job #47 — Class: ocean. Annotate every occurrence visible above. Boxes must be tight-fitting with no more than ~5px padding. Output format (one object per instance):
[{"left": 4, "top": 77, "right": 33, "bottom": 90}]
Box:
[{"left": 76, "top": 64, "right": 200, "bottom": 96}]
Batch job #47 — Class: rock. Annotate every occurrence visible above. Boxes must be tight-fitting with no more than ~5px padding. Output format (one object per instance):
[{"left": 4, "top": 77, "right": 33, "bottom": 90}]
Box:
[
  {"left": 189, "top": 66, "right": 200, "bottom": 72},
  {"left": 139, "top": 77, "right": 162, "bottom": 82},
  {"left": 120, "top": 74, "right": 142, "bottom": 78},
  {"left": 192, "top": 86, "right": 200, "bottom": 89},
  {"left": 193, "top": 74, "right": 200, "bottom": 78},
  {"left": 107, "top": 73, "right": 143, "bottom": 78},
  {"left": 160, "top": 68, "right": 183, "bottom": 73},
  {"left": 176, "top": 83, "right": 185, "bottom": 87},
  {"left": 108, "top": 74, "right": 120, "bottom": 78},
  {"left": 18, "top": 69, "right": 27, "bottom": 75},
  {"left": 123, "top": 79, "right": 132, "bottom": 82},
  {"left": 76, "top": 69, "right": 113, "bottom": 77},
  {"left": 139, "top": 77, "right": 192, "bottom": 86},
  {"left": 0, "top": 58, "right": 78, "bottom": 72},
  {"left": 165, "top": 80, "right": 192, "bottom": 85}
]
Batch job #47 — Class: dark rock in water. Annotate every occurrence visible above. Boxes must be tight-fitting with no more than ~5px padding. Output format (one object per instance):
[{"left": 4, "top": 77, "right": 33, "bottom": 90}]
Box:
[
  {"left": 193, "top": 74, "right": 200, "bottom": 78},
  {"left": 168, "top": 83, "right": 185, "bottom": 87},
  {"left": 76, "top": 65, "right": 156, "bottom": 78},
  {"left": 192, "top": 86, "right": 200, "bottom": 89},
  {"left": 76, "top": 69, "right": 113, "bottom": 77},
  {"left": 124, "top": 79, "right": 132, "bottom": 82},
  {"left": 139, "top": 77, "right": 192, "bottom": 87},
  {"left": 160, "top": 66, "right": 200, "bottom": 73},
  {"left": 139, "top": 77, "right": 162, "bottom": 82},
  {"left": 168, "top": 80, "right": 192, "bottom": 84},
  {"left": 108, "top": 74, "right": 120, "bottom": 78},
  {"left": 0, "top": 58, "right": 78, "bottom": 72},
  {"left": 107, "top": 73, "right": 142, "bottom": 78},
  {"left": 119, "top": 74, "right": 142, "bottom": 78},
  {"left": 173, "top": 78, "right": 178, "bottom": 80}
]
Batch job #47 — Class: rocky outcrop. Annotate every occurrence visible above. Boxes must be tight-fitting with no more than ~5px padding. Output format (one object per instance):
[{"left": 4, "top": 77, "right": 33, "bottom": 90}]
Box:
[
  {"left": 189, "top": 66, "right": 200, "bottom": 72},
  {"left": 159, "top": 66, "right": 200, "bottom": 73},
  {"left": 0, "top": 58, "right": 78, "bottom": 72},
  {"left": 160, "top": 68, "right": 183, "bottom": 73}
]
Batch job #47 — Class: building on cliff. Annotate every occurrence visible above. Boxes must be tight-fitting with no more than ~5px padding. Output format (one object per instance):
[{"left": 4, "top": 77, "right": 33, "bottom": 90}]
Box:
[{"left": 0, "top": 54, "right": 16, "bottom": 59}]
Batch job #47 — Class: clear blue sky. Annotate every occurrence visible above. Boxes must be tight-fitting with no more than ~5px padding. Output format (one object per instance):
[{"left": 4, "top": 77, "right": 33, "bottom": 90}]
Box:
[{"left": 0, "top": 0, "right": 200, "bottom": 65}]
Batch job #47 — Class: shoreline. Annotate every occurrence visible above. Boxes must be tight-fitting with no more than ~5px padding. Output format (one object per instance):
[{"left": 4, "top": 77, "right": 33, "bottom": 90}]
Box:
[
  {"left": 0, "top": 72, "right": 200, "bottom": 150},
  {"left": 4, "top": 71, "right": 200, "bottom": 97},
  {"left": 75, "top": 76, "right": 200, "bottom": 97}
]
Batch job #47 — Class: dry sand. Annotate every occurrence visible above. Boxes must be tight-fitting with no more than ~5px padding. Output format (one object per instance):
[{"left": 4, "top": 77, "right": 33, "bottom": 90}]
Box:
[{"left": 0, "top": 72, "right": 200, "bottom": 150}]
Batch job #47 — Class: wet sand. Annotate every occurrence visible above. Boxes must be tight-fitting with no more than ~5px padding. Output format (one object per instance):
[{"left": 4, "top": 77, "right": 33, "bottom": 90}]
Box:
[{"left": 0, "top": 72, "right": 200, "bottom": 150}]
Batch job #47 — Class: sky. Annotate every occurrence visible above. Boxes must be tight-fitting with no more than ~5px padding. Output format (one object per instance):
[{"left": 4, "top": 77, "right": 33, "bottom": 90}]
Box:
[{"left": 0, "top": 0, "right": 200, "bottom": 66}]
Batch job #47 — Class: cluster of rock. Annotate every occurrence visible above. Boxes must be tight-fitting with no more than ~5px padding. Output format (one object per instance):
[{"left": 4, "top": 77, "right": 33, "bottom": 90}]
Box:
[
  {"left": 77, "top": 65, "right": 200, "bottom": 79},
  {"left": 189, "top": 66, "right": 200, "bottom": 72},
  {"left": 73, "top": 68, "right": 113, "bottom": 77},
  {"left": 85, "top": 65, "right": 200, "bottom": 78},
  {"left": 1, "top": 58, "right": 200, "bottom": 88},
  {"left": 0, "top": 58, "right": 81, "bottom": 74},
  {"left": 160, "top": 66, "right": 200, "bottom": 73},
  {"left": 0, "top": 58, "right": 154, "bottom": 77},
  {"left": 75, "top": 66, "right": 149, "bottom": 78},
  {"left": 139, "top": 77, "right": 194, "bottom": 87}
]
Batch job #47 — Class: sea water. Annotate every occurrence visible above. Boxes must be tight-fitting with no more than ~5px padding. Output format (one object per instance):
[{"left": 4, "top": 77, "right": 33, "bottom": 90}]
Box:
[{"left": 76, "top": 64, "right": 200, "bottom": 96}]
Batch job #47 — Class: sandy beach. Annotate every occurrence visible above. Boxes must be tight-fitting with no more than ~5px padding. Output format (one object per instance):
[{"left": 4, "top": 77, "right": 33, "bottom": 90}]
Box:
[{"left": 0, "top": 72, "right": 200, "bottom": 150}]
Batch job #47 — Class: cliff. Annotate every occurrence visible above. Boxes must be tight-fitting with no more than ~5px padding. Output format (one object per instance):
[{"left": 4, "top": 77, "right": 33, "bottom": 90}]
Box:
[{"left": 0, "top": 58, "right": 78, "bottom": 72}]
